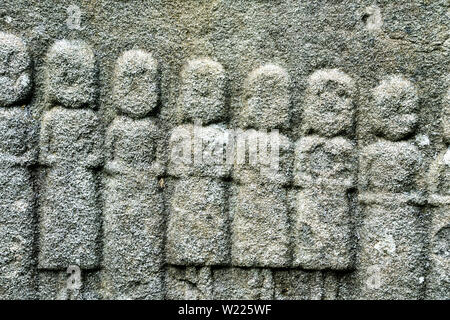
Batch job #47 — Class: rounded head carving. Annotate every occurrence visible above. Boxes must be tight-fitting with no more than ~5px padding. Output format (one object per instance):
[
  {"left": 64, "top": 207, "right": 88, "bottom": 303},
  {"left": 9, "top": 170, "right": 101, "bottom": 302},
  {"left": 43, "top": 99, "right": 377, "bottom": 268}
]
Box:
[
  {"left": 0, "top": 32, "right": 32, "bottom": 106},
  {"left": 178, "top": 58, "right": 226, "bottom": 125},
  {"left": 242, "top": 63, "right": 290, "bottom": 130},
  {"left": 372, "top": 75, "right": 419, "bottom": 141},
  {"left": 114, "top": 49, "right": 159, "bottom": 119},
  {"left": 303, "top": 69, "right": 355, "bottom": 137},
  {"left": 46, "top": 40, "right": 97, "bottom": 108}
]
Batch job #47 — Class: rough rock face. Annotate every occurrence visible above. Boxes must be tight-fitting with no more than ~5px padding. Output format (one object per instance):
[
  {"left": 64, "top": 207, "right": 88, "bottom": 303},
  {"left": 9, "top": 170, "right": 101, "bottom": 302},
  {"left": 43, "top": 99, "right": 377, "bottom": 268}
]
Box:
[{"left": 0, "top": 0, "right": 448, "bottom": 300}]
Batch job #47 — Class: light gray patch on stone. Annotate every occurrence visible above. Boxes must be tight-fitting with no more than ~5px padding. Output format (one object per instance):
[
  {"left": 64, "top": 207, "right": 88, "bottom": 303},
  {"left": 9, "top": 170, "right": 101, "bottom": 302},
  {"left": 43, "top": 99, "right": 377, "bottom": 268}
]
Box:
[
  {"left": 213, "top": 267, "right": 274, "bottom": 300},
  {"left": 37, "top": 270, "right": 102, "bottom": 300}
]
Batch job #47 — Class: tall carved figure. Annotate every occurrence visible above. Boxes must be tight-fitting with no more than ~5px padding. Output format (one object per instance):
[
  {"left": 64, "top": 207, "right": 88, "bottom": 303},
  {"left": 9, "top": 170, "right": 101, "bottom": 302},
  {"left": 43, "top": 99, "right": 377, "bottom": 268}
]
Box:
[
  {"left": 167, "top": 58, "right": 231, "bottom": 267},
  {"left": 103, "top": 50, "right": 164, "bottom": 299},
  {"left": 427, "top": 86, "right": 449, "bottom": 299},
  {"left": 0, "top": 32, "right": 37, "bottom": 299},
  {"left": 293, "top": 69, "right": 356, "bottom": 270},
  {"left": 358, "top": 75, "right": 426, "bottom": 299},
  {"left": 231, "top": 64, "right": 292, "bottom": 267},
  {"left": 38, "top": 40, "right": 103, "bottom": 272}
]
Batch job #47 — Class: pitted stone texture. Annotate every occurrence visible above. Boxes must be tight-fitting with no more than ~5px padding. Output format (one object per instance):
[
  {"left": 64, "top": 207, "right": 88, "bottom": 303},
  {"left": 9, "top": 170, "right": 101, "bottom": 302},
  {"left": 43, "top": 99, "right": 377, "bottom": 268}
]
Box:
[
  {"left": 358, "top": 142, "right": 426, "bottom": 298},
  {"left": 45, "top": 40, "right": 97, "bottom": 108},
  {"left": 113, "top": 50, "right": 159, "bottom": 119},
  {"left": 168, "top": 123, "right": 232, "bottom": 179},
  {"left": 303, "top": 69, "right": 355, "bottom": 138},
  {"left": 105, "top": 116, "right": 164, "bottom": 175},
  {"left": 37, "top": 270, "right": 102, "bottom": 300},
  {"left": 0, "top": 110, "right": 37, "bottom": 299},
  {"left": 292, "top": 189, "right": 354, "bottom": 270},
  {"left": 0, "top": 32, "right": 32, "bottom": 107},
  {"left": 370, "top": 75, "right": 419, "bottom": 142},
  {"left": 38, "top": 107, "right": 103, "bottom": 269},
  {"left": 357, "top": 203, "right": 427, "bottom": 299},
  {"left": 274, "top": 270, "right": 324, "bottom": 300},
  {"left": 294, "top": 136, "right": 356, "bottom": 190},
  {"left": 213, "top": 268, "right": 274, "bottom": 300},
  {"left": 231, "top": 183, "right": 290, "bottom": 268},
  {"left": 177, "top": 58, "right": 226, "bottom": 125},
  {"left": 167, "top": 266, "right": 213, "bottom": 300},
  {"left": 233, "top": 129, "right": 294, "bottom": 187},
  {"left": 167, "top": 176, "right": 229, "bottom": 266},
  {"left": 240, "top": 64, "right": 290, "bottom": 130},
  {"left": 0, "top": 33, "right": 37, "bottom": 299},
  {"left": 427, "top": 94, "right": 449, "bottom": 300},
  {"left": 103, "top": 114, "right": 165, "bottom": 299}
]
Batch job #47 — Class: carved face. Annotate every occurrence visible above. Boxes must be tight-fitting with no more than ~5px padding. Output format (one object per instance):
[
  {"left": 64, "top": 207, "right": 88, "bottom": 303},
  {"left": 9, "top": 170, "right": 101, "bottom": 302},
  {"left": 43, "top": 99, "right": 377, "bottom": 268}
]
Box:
[
  {"left": 114, "top": 50, "right": 159, "bottom": 119},
  {"left": 0, "top": 32, "right": 31, "bottom": 106},
  {"left": 243, "top": 64, "right": 290, "bottom": 130},
  {"left": 372, "top": 75, "right": 418, "bottom": 141},
  {"left": 46, "top": 40, "right": 96, "bottom": 108},
  {"left": 178, "top": 58, "right": 226, "bottom": 125},
  {"left": 303, "top": 69, "right": 355, "bottom": 137}
]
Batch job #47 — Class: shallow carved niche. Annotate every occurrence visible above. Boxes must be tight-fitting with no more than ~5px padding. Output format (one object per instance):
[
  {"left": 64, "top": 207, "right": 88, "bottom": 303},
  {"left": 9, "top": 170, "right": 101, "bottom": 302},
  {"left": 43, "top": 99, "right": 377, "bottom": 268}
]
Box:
[
  {"left": 38, "top": 40, "right": 103, "bottom": 270},
  {"left": 0, "top": 32, "right": 37, "bottom": 300}
]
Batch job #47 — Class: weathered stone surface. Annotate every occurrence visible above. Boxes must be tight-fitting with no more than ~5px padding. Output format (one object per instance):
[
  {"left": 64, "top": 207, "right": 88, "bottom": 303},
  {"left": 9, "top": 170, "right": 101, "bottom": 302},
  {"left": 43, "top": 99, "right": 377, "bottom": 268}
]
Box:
[
  {"left": 0, "top": 33, "right": 37, "bottom": 300},
  {"left": 102, "top": 50, "right": 165, "bottom": 300},
  {"left": 167, "top": 59, "right": 231, "bottom": 267},
  {"left": 38, "top": 41, "right": 103, "bottom": 270},
  {"left": 426, "top": 87, "right": 449, "bottom": 300},
  {"left": 0, "top": 0, "right": 449, "bottom": 300},
  {"left": 213, "top": 267, "right": 274, "bottom": 300},
  {"left": 293, "top": 69, "right": 356, "bottom": 270},
  {"left": 167, "top": 266, "right": 213, "bottom": 300},
  {"left": 357, "top": 77, "right": 427, "bottom": 300}
]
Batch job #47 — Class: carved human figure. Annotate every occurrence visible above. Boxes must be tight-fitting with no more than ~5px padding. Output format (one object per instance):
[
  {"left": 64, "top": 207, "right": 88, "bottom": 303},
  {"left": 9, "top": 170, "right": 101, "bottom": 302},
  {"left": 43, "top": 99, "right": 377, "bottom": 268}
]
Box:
[
  {"left": 231, "top": 64, "right": 292, "bottom": 267},
  {"left": 38, "top": 40, "right": 103, "bottom": 271},
  {"left": 166, "top": 58, "right": 231, "bottom": 266},
  {"left": 427, "top": 86, "right": 449, "bottom": 299},
  {"left": 293, "top": 69, "right": 356, "bottom": 270},
  {"left": 103, "top": 50, "right": 164, "bottom": 299},
  {"left": 0, "top": 32, "right": 37, "bottom": 299},
  {"left": 358, "top": 75, "right": 426, "bottom": 299}
]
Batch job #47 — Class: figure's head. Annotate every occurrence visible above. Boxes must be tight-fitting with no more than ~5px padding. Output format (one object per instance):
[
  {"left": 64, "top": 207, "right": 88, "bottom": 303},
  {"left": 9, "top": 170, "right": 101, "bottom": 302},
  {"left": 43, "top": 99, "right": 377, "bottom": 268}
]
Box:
[
  {"left": 372, "top": 75, "right": 418, "bottom": 141},
  {"left": 113, "top": 50, "right": 159, "bottom": 119},
  {"left": 46, "top": 40, "right": 97, "bottom": 108},
  {"left": 0, "top": 32, "right": 32, "bottom": 107},
  {"left": 178, "top": 58, "right": 226, "bottom": 125},
  {"left": 303, "top": 69, "right": 355, "bottom": 137},
  {"left": 242, "top": 64, "right": 290, "bottom": 130}
]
